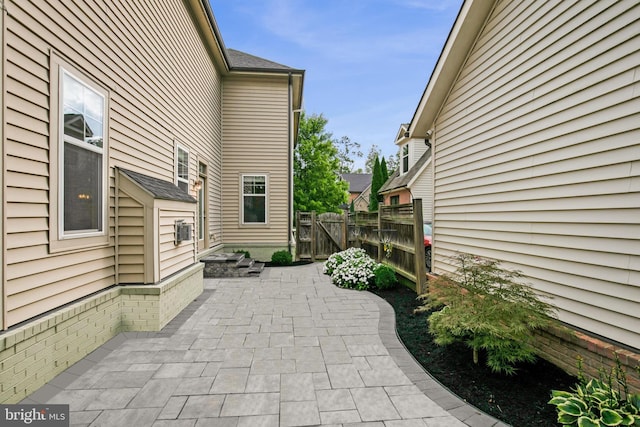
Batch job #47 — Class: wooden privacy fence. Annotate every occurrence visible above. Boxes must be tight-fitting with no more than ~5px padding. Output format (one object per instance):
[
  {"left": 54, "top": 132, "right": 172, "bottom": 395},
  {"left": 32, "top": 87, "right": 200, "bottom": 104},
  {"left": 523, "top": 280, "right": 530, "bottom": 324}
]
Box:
[
  {"left": 295, "top": 211, "right": 347, "bottom": 261},
  {"left": 296, "top": 199, "right": 426, "bottom": 294}
]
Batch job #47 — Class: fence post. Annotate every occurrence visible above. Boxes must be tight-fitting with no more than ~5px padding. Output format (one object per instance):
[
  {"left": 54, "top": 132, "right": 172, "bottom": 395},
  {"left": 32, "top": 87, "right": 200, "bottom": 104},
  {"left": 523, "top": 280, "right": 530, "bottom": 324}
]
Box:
[
  {"left": 342, "top": 209, "right": 348, "bottom": 250},
  {"left": 295, "top": 211, "right": 301, "bottom": 261},
  {"left": 310, "top": 211, "right": 316, "bottom": 262},
  {"left": 376, "top": 203, "right": 383, "bottom": 263},
  {"left": 354, "top": 212, "right": 360, "bottom": 248},
  {"left": 413, "top": 199, "right": 426, "bottom": 294}
]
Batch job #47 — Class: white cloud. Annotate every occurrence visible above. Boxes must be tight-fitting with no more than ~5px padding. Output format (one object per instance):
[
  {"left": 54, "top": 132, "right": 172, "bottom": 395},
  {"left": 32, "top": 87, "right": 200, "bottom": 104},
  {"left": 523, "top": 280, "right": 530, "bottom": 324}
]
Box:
[
  {"left": 248, "top": 0, "right": 453, "bottom": 63},
  {"left": 212, "top": 0, "right": 462, "bottom": 170},
  {"left": 393, "top": 0, "right": 460, "bottom": 11}
]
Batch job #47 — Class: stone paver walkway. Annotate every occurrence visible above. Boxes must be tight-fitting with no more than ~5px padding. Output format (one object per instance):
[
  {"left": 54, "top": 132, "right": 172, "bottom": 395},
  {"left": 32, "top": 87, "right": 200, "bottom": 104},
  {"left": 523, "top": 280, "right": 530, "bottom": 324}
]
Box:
[{"left": 23, "top": 263, "right": 507, "bottom": 427}]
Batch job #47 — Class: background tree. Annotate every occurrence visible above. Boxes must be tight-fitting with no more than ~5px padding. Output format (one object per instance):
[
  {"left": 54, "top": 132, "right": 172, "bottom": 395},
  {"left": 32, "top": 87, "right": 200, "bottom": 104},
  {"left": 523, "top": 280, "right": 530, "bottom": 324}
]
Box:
[
  {"left": 381, "top": 157, "right": 389, "bottom": 183},
  {"left": 294, "top": 113, "right": 348, "bottom": 213},
  {"left": 334, "top": 136, "right": 363, "bottom": 173},
  {"left": 365, "top": 145, "right": 398, "bottom": 176},
  {"left": 364, "top": 145, "right": 381, "bottom": 173},
  {"left": 369, "top": 156, "right": 383, "bottom": 211},
  {"left": 385, "top": 151, "right": 399, "bottom": 174}
]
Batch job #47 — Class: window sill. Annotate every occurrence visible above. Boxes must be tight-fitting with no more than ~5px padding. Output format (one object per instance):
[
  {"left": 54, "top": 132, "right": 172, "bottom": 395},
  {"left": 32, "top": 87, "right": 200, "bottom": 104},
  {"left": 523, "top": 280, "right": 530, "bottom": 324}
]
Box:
[{"left": 240, "top": 223, "right": 270, "bottom": 228}]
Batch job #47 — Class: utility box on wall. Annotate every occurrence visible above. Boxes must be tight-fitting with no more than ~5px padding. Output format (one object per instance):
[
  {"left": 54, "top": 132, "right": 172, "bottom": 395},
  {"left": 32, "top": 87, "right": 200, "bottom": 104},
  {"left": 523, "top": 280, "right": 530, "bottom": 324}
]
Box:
[{"left": 175, "top": 220, "right": 193, "bottom": 244}]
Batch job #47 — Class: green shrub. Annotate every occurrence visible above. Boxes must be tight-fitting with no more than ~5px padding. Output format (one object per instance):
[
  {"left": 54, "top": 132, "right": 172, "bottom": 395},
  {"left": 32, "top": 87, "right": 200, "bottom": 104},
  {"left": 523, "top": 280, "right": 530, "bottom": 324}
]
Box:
[
  {"left": 324, "top": 248, "right": 377, "bottom": 290},
  {"left": 323, "top": 247, "right": 368, "bottom": 275},
  {"left": 374, "top": 264, "right": 398, "bottom": 290},
  {"left": 549, "top": 358, "right": 640, "bottom": 426},
  {"left": 416, "top": 253, "right": 557, "bottom": 375},
  {"left": 331, "top": 255, "right": 377, "bottom": 290},
  {"left": 233, "top": 249, "right": 251, "bottom": 258},
  {"left": 271, "top": 250, "right": 293, "bottom": 266}
]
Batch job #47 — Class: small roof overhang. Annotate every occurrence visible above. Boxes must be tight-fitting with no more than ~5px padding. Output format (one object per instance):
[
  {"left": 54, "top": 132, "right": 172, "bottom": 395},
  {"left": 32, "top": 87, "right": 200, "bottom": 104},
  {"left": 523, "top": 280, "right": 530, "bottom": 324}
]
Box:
[
  {"left": 119, "top": 168, "right": 197, "bottom": 204},
  {"left": 379, "top": 149, "right": 432, "bottom": 195}
]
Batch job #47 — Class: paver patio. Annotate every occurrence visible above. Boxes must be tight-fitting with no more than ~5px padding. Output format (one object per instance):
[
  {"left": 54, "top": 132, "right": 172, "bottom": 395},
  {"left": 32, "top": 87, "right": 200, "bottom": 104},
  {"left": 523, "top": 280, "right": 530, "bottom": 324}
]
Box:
[{"left": 23, "top": 263, "right": 507, "bottom": 426}]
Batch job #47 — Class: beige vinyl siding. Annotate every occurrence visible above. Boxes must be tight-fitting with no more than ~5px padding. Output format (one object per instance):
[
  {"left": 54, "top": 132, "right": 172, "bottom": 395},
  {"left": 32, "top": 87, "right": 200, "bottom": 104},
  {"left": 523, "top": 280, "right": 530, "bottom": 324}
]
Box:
[
  {"left": 222, "top": 75, "right": 290, "bottom": 245},
  {"left": 433, "top": 0, "right": 640, "bottom": 347},
  {"left": 116, "top": 193, "right": 145, "bottom": 284},
  {"left": 410, "top": 161, "right": 433, "bottom": 222},
  {"left": 3, "top": 0, "right": 222, "bottom": 327},
  {"left": 159, "top": 209, "right": 196, "bottom": 279},
  {"left": 409, "top": 139, "right": 428, "bottom": 170}
]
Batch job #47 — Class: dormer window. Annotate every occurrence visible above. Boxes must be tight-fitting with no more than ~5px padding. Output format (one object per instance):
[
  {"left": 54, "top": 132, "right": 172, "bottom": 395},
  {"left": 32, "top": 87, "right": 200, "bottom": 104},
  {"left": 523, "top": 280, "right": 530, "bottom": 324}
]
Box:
[{"left": 401, "top": 144, "right": 409, "bottom": 174}]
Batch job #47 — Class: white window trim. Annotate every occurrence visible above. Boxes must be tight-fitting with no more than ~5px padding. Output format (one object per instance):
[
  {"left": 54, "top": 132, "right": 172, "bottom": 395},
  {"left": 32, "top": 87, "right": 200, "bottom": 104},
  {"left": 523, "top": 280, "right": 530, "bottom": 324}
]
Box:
[
  {"left": 241, "top": 174, "right": 268, "bottom": 226},
  {"left": 175, "top": 143, "right": 189, "bottom": 193},
  {"left": 401, "top": 144, "right": 410, "bottom": 175},
  {"left": 197, "top": 160, "right": 208, "bottom": 248},
  {"left": 49, "top": 53, "right": 110, "bottom": 252}
]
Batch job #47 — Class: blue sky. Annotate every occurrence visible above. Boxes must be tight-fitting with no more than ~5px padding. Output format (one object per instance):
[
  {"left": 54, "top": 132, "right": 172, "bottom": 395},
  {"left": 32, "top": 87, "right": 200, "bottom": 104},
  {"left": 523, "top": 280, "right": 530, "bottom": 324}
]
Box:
[{"left": 210, "top": 0, "right": 463, "bottom": 171}]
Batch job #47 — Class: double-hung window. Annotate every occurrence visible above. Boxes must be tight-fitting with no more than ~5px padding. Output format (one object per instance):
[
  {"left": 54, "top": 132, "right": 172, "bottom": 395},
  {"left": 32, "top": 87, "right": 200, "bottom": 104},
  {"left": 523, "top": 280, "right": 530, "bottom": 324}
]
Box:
[
  {"left": 242, "top": 175, "right": 267, "bottom": 224},
  {"left": 176, "top": 144, "right": 189, "bottom": 193},
  {"left": 60, "top": 69, "right": 106, "bottom": 237},
  {"left": 401, "top": 144, "right": 409, "bottom": 174}
]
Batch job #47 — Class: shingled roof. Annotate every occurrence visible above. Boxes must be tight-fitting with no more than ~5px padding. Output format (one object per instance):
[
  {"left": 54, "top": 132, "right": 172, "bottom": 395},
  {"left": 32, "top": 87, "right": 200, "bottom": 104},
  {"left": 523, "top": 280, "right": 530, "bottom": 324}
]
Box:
[
  {"left": 379, "top": 149, "right": 431, "bottom": 194},
  {"left": 119, "top": 168, "right": 196, "bottom": 203},
  {"left": 340, "top": 173, "right": 372, "bottom": 193},
  {"left": 226, "top": 48, "right": 297, "bottom": 72}
]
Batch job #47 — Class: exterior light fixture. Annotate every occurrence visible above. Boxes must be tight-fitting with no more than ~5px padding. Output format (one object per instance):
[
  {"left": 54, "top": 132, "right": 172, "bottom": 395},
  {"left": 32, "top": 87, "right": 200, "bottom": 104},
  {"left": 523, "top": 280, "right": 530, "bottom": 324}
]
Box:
[{"left": 425, "top": 129, "right": 433, "bottom": 147}]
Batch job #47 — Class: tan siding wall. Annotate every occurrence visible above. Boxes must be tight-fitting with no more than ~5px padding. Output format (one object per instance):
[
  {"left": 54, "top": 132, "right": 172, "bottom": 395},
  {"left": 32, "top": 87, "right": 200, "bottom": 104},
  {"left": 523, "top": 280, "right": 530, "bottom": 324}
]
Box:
[
  {"left": 159, "top": 209, "right": 196, "bottom": 279},
  {"left": 409, "top": 139, "right": 428, "bottom": 170},
  {"left": 222, "top": 76, "right": 290, "bottom": 245},
  {"left": 3, "top": 0, "right": 222, "bottom": 327},
  {"left": 433, "top": 0, "right": 640, "bottom": 347},
  {"left": 410, "top": 161, "right": 433, "bottom": 222},
  {"left": 117, "top": 192, "right": 144, "bottom": 284}
]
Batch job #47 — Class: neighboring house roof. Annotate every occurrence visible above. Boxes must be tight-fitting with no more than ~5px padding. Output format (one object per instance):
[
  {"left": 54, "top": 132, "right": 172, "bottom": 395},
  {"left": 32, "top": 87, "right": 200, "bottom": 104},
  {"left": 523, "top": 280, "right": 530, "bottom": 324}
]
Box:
[
  {"left": 226, "top": 49, "right": 299, "bottom": 72},
  {"left": 379, "top": 149, "right": 431, "bottom": 194},
  {"left": 119, "top": 168, "right": 197, "bottom": 203},
  {"left": 341, "top": 173, "right": 372, "bottom": 193}
]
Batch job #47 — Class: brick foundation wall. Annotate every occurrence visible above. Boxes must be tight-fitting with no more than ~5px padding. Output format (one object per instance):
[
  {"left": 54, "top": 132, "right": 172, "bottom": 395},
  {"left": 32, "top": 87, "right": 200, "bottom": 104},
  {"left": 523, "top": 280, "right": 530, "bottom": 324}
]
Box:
[
  {"left": 0, "top": 263, "right": 204, "bottom": 403},
  {"left": 157, "top": 265, "right": 204, "bottom": 329},
  {"left": 534, "top": 324, "right": 640, "bottom": 394}
]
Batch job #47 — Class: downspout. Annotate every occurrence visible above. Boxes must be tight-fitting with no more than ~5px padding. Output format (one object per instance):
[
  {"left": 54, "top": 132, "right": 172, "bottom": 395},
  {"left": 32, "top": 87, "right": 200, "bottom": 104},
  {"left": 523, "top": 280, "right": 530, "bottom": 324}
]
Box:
[
  {"left": 0, "top": 0, "right": 6, "bottom": 330},
  {"left": 287, "top": 72, "right": 292, "bottom": 253},
  {"left": 114, "top": 170, "right": 119, "bottom": 285}
]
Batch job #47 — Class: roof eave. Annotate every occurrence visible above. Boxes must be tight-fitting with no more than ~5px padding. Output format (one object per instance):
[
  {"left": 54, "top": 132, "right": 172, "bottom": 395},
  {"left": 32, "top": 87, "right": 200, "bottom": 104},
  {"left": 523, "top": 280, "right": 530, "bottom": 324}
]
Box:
[
  {"left": 408, "top": 0, "right": 496, "bottom": 137},
  {"left": 229, "top": 67, "right": 305, "bottom": 75},
  {"left": 185, "top": 0, "right": 231, "bottom": 72}
]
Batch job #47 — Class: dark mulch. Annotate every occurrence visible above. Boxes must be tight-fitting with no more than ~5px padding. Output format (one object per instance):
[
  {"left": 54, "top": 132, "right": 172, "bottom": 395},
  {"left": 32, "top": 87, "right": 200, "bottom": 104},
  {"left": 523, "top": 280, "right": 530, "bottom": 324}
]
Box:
[
  {"left": 373, "top": 285, "right": 576, "bottom": 427},
  {"left": 264, "top": 260, "right": 314, "bottom": 268}
]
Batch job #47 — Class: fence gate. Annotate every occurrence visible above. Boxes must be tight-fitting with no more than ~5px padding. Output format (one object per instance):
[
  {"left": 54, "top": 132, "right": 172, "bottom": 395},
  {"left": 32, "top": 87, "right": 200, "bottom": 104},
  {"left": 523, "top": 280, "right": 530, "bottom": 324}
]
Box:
[{"left": 295, "top": 211, "right": 347, "bottom": 261}]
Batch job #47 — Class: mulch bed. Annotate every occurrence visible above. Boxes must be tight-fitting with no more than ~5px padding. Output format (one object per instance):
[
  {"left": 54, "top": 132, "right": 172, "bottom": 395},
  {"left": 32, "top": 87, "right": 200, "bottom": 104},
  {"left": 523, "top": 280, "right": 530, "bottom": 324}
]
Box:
[
  {"left": 263, "top": 260, "right": 314, "bottom": 267},
  {"left": 373, "top": 284, "right": 577, "bottom": 426}
]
